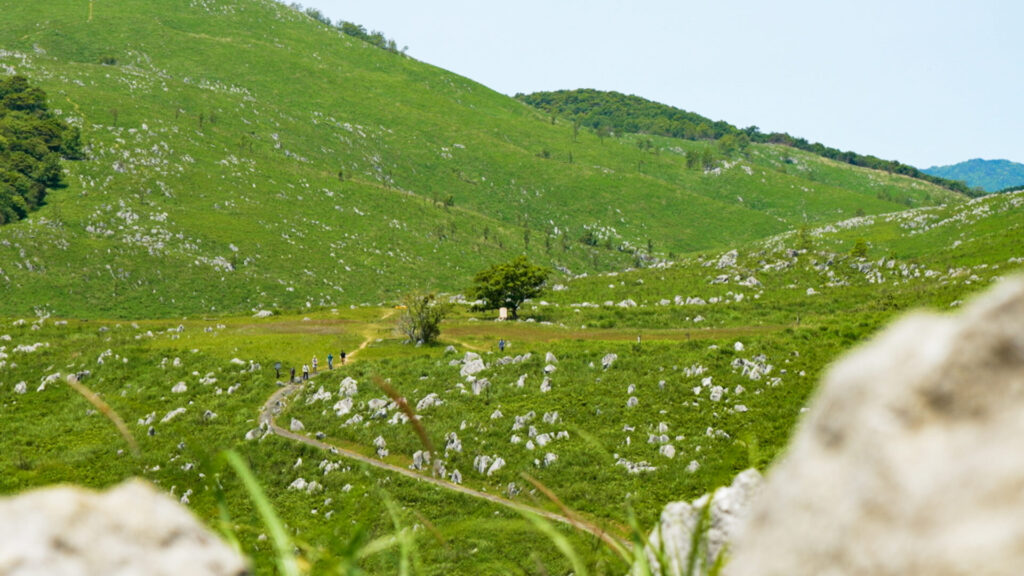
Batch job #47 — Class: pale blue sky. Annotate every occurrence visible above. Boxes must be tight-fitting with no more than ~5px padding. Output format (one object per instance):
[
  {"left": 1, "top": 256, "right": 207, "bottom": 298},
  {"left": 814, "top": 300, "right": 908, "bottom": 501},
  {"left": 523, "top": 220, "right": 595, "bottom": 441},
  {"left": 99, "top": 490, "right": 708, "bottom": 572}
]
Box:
[{"left": 300, "top": 0, "right": 1022, "bottom": 169}]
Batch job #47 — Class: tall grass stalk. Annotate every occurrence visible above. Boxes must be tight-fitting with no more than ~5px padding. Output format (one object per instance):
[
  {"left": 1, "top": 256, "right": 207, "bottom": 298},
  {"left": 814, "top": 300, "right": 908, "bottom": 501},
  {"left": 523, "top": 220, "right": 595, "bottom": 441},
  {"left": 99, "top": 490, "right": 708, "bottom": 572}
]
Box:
[
  {"left": 518, "top": 508, "right": 590, "bottom": 576},
  {"left": 65, "top": 373, "right": 140, "bottom": 457},
  {"left": 381, "top": 493, "right": 415, "bottom": 576},
  {"left": 223, "top": 450, "right": 301, "bottom": 576}
]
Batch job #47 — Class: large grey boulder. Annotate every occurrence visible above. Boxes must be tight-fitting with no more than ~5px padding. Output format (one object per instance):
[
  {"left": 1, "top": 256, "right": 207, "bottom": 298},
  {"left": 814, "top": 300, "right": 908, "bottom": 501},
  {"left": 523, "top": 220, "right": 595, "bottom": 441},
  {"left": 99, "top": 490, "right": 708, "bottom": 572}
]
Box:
[
  {"left": 727, "top": 277, "right": 1024, "bottom": 576},
  {"left": 646, "top": 469, "right": 762, "bottom": 576},
  {"left": 460, "top": 352, "right": 486, "bottom": 379},
  {"left": 0, "top": 479, "right": 248, "bottom": 575}
]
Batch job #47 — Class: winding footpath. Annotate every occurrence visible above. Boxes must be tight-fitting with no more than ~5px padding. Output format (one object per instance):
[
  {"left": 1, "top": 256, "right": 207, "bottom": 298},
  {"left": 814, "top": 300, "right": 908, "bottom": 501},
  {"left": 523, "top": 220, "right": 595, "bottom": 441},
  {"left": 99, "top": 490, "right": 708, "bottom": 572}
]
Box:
[{"left": 256, "top": 315, "right": 629, "bottom": 552}]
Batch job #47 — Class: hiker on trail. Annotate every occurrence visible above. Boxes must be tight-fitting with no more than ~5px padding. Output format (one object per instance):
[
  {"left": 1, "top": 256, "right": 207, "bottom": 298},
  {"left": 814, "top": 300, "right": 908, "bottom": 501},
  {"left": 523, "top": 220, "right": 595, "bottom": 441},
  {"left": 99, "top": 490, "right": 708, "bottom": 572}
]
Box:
[
  {"left": 499, "top": 339, "right": 506, "bottom": 352},
  {"left": 312, "top": 356, "right": 318, "bottom": 374},
  {"left": 290, "top": 367, "right": 296, "bottom": 383},
  {"left": 327, "top": 353, "right": 334, "bottom": 370},
  {"left": 340, "top": 350, "right": 346, "bottom": 365},
  {"left": 302, "top": 364, "right": 309, "bottom": 381},
  {"left": 274, "top": 362, "right": 282, "bottom": 379}
]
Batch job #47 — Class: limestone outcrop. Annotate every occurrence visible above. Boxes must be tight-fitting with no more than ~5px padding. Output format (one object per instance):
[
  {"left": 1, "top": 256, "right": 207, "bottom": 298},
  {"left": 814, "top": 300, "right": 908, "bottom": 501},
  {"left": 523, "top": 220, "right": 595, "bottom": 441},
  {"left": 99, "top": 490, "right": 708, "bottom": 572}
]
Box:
[
  {"left": 727, "top": 277, "right": 1024, "bottom": 576},
  {"left": 647, "top": 468, "right": 762, "bottom": 575},
  {"left": 0, "top": 479, "right": 248, "bottom": 575}
]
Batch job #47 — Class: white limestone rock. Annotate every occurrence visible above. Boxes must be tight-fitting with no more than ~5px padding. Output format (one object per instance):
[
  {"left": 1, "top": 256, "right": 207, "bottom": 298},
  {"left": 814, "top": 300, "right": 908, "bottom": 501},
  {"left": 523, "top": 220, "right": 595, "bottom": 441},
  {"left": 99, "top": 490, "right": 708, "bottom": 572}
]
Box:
[
  {"left": 338, "top": 377, "right": 359, "bottom": 397},
  {"left": 471, "top": 378, "right": 489, "bottom": 395},
  {"left": 486, "top": 457, "right": 506, "bottom": 476},
  {"left": 0, "top": 479, "right": 247, "bottom": 575},
  {"left": 647, "top": 468, "right": 762, "bottom": 576},
  {"left": 305, "top": 386, "right": 331, "bottom": 404},
  {"left": 728, "top": 277, "right": 1024, "bottom": 576},
  {"left": 460, "top": 352, "right": 486, "bottom": 379},
  {"left": 416, "top": 392, "right": 443, "bottom": 411},
  {"left": 716, "top": 249, "right": 738, "bottom": 269},
  {"left": 332, "top": 397, "right": 353, "bottom": 417},
  {"left": 160, "top": 407, "right": 186, "bottom": 423},
  {"left": 709, "top": 385, "right": 724, "bottom": 402}
]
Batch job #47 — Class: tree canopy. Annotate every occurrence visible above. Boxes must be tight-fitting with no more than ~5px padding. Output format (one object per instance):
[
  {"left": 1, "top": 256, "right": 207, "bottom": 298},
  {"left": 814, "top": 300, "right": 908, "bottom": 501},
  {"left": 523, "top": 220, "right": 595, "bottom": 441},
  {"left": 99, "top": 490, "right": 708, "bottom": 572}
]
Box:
[
  {"left": 468, "top": 256, "right": 549, "bottom": 319},
  {"left": 284, "top": 2, "right": 404, "bottom": 54},
  {"left": 0, "top": 75, "right": 82, "bottom": 225},
  {"left": 396, "top": 292, "right": 448, "bottom": 344}
]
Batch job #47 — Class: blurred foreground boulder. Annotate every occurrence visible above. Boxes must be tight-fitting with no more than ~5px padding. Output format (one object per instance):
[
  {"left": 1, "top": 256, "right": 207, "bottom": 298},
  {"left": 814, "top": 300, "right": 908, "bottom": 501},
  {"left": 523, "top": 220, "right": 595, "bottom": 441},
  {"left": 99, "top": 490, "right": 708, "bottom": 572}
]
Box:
[
  {"left": 727, "top": 277, "right": 1024, "bottom": 576},
  {"left": 0, "top": 479, "right": 248, "bottom": 575}
]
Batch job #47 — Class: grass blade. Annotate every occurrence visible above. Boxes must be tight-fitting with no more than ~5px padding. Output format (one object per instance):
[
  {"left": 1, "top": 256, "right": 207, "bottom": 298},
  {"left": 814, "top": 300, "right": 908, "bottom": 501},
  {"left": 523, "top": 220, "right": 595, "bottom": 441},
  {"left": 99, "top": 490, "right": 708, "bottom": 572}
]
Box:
[
  {"left": 518, "top": 508, "right": 589, "bottom": 576},
  {"left": 521, "top": 472, "right": 631, "bottom": 560},
  {"left": 380, "top": 492, "right": 414, "bottom": 576},
  {"left": 65, "top": 373, "right": 139, "bottom": 457},
  {"left": 223, "top": 450, "right": 301, "bottom": 576}
]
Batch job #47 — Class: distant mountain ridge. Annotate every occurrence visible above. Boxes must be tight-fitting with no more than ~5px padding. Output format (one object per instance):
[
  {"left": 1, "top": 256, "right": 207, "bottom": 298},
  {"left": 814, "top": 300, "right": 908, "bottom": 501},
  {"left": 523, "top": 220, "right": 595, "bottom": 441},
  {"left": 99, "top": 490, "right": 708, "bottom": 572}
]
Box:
[{"left": 922, "top": 159, "right": 1024, "bottom": 193}]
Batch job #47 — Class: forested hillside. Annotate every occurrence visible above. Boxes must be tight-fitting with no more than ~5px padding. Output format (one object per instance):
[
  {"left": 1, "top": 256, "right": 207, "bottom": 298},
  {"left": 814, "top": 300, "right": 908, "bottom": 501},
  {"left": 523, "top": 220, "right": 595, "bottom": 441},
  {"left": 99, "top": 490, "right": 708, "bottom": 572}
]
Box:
[
  {"left": 923, "top": 158, "right": 1024, "bottom": 193},
  {"left": 519, "top": 89, "right": 980, "bottom": 197}
]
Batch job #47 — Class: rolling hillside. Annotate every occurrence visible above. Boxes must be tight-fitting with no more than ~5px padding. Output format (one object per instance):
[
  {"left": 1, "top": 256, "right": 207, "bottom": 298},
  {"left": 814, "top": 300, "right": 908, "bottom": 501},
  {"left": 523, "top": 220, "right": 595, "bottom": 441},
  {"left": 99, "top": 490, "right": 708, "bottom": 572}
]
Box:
[
  {"left": 0, "top": 0, "right": 962, "bottom": 318},
  {"left": 3, "top": 2, "right": 1024, "bottom": 574},
  {"left": 518, "top": 88, "right": 980, "bottom": 197}
]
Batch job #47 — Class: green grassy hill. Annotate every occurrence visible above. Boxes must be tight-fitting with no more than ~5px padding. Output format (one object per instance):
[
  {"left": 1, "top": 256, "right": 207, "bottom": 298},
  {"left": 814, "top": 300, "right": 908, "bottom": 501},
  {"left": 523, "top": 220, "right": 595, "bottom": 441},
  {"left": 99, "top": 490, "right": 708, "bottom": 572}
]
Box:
[
  {"left": 0, "top": 0, "right": 962, "bottom": 318},
  {"left": 519, "top": 88, "right": 980, "bottom": 197},
  {"left": 3, "top": 2, "right": 1022, "bottom": 573}
]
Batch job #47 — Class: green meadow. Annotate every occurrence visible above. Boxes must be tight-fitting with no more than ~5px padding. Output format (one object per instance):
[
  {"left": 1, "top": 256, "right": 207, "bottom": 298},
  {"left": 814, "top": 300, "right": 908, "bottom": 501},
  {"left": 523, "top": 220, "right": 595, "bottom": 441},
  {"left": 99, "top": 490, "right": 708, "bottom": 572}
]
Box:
[
  {"left": 0, "top": 0, "right": 1022, "bottom": 574},
  {"left": 2, "top": 189, "right": 1020, "bottom": 573}
]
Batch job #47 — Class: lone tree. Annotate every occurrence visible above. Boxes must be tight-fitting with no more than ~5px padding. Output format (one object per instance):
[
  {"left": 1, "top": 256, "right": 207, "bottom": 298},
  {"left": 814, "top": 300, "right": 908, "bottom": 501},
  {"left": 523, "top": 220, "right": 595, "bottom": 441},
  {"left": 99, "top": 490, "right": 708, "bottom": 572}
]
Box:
[
  {"left": 397, "top": 292, "right": 448, "bottom": 344},
  {"left": 469, "top": 256, "right": 549, "bottom": 319}
]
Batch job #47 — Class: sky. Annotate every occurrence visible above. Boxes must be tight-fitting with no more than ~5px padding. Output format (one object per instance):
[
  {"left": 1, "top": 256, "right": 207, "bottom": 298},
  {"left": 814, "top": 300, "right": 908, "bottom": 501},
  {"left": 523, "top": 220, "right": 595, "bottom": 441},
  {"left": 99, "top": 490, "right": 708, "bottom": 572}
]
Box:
[{"left": 299, "top": 0, "right": 1022, "bottom": 169}]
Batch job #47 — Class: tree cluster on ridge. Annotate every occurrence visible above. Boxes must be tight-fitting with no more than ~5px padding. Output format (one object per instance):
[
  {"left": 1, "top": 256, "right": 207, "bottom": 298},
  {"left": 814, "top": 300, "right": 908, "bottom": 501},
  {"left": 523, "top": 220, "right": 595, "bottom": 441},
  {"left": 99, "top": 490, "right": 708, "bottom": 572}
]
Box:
[{"left": 518, "top": 89, "right": 981, "bottom": 197}]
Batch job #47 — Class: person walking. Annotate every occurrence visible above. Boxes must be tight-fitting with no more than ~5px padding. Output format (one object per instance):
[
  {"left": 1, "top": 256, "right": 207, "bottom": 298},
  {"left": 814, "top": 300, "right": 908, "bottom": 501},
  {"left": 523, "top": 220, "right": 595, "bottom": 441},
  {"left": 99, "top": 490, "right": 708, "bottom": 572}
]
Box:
[
  {"left": 498, "top": 339, "right": 506, "bottom": 352},
  {"left": 327, "top": 353, "right": 334, "bottom": 370},
  {"left": 302, "top": 364, "right": 309, "bottom": 381},
  {"left": 340, "top": 350, "right": 346, "bottom": 365},
  {"left": 274, "top": 362, "right": 282, "bottom": 379},
  {"left": 290, "top": 367, "right": 296, "bottom": 383},
  {"left": 311, "top": 355, "right": 318, "bottom": 375}
]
